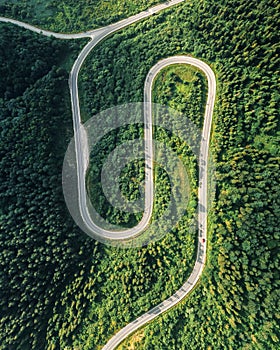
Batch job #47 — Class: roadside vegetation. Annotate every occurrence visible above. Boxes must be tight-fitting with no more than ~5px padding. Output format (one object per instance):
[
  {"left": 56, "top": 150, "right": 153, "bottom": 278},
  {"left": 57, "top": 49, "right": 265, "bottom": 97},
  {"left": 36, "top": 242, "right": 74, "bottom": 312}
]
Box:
[
  {"left": 0, "top": 0, "right": 165, "bottom": 33},
  {"left": 0, "top": 0, "right": 279, "bottom": 349},
  {"left": 152, "top": 64, "right": 207, "bottom": 129},
  {"left": 79, "top": 0, "right": 279, "bottom": 348},
  {"left": 85, "top": 65, "right": 204, "bottom": 230}
]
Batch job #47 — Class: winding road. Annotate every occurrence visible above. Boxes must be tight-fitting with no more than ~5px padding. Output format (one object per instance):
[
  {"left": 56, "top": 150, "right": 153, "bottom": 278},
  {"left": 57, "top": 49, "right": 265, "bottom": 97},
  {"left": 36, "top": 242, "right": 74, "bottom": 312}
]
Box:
[{"left": 0, "top": 1, "right": 216, "bottom": 348}]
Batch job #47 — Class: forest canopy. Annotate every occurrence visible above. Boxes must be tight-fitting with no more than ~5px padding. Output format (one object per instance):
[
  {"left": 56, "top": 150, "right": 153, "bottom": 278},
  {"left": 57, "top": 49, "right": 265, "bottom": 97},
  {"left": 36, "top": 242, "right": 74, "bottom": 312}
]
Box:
[
  {"left": 0, "top": 0, "right": 279, "bottom": 349},
  {"left": 0, "top": 0, "right": 165, "bottom": 32}
]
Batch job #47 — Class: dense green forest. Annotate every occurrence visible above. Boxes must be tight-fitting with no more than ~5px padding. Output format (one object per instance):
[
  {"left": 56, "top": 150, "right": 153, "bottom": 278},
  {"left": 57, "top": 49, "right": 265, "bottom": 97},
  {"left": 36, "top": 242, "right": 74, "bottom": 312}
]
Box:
[
  {"left": 0, "top": 24, "right": 92, "bottom": 349},
  {"left": 0, "top": 0, "right": 279, "bottom": 349},
  {"left": 0, "top": 0, "right": 164, "bottom": 33},
  {"left": 78, "top": 0, "right": 279, "bottom": 348},
  {"left": 85, "top": 65, "right": 205, "bottom": 231},
  {"left": 152, "top": 64, "right": 207, "bottom": 129}
]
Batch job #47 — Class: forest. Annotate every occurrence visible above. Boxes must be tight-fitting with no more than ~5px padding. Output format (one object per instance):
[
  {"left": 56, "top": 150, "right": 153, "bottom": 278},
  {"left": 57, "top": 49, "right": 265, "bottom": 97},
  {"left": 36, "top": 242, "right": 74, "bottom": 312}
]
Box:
[
  {"left": 77, "top": 0, "right": 280, "bottom": 348},
  {"left": 0, "top": 24, "right": 91, "bottom": 349},
  {"left": 0, "top": 0, "right": 279, "bottom": 349},
  {"left": 85, "top": 65, "right": 204, "bottom": 233},
  {"left": 0, "top": 0, "right": 165, "bottom": 33}
]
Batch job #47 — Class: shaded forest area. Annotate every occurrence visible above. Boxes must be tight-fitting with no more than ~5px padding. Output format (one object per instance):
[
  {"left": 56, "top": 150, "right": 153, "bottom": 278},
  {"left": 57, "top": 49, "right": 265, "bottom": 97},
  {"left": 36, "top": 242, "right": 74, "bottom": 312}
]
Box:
[{"left": 0, "top": 25, "right": 93, "bottom": 349}]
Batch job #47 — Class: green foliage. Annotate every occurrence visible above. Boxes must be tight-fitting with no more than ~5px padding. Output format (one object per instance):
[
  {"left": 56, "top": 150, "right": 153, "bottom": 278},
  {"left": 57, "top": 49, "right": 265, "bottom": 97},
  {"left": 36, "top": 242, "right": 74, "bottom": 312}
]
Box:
[
  {"left": 153, "top": 64, "right": 207, "bottom": 128},
  {"left": 0, "top": 25, "right": 93, "bottom": 350},
  {"left": 86, "top": 124, "right": 146, "bottom": 228},
  {"left": 103, "top": 0, "right": 278, "bottom": 349},
  {"left": 86, "top": 119, "right": 197, "bottom": 229},
  {"left": 0, "top": 0, "right": 279, "bottom": 349},
  {"left": 0, "top": 0, "right": 166, "bottom": 32}
]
